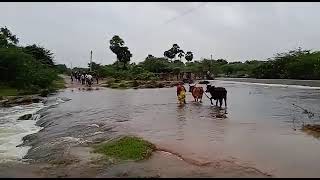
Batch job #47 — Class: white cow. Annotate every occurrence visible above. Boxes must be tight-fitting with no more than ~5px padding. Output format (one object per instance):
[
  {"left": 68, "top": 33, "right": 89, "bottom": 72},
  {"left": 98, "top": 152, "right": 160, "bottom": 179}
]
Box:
[{"left": 85, "top": 74, "right": 93, "bottom": 86}]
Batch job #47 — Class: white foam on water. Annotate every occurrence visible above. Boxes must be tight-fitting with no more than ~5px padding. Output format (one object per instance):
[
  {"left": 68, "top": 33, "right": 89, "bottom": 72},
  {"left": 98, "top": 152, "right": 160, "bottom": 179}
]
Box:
[
  {"left": 61, "top": 136, "right": 81, "bottom": 142},
  {"left": 88, "top": 124, "right": 99, "bottom": 128},
  {"left": 0, "top": 103, "right": 45, "bottom": 163},
  {"left": 214, "top": 80, "right": 320, "bottom": 89}
]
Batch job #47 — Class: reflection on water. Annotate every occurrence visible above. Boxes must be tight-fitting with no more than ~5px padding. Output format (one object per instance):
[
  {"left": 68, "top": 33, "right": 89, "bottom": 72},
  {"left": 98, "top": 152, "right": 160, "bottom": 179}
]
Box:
[{"left": 2, "top": 79, "right": 320, "bottom": 177}]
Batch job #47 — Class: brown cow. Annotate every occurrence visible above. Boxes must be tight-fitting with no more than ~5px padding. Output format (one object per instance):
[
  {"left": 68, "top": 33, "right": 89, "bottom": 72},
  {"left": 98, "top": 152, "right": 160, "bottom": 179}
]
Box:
[{"left": 189, "top": 85, "right": 204, "bottom": 103}]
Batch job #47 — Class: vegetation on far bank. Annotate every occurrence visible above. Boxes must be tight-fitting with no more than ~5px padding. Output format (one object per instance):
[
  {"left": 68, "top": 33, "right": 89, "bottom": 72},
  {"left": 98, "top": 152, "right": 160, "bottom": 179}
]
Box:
[
  {"left": 0, "top": 84, "right": 18, "bottom": 96},
  {"left": 2, "top": 25, "right": 320, "bottom": 97},
  {"left": 0, "top": 26, "right": 69, "bottom": 97},
  {"left": 84, "top": 35, "right": 320, "bottom": 82},
  {"left": 102, "top": 78, "right": 181, "bottom": 89},
  {"left": 93, "top": 136, "right": 156, "bottom": 161}
]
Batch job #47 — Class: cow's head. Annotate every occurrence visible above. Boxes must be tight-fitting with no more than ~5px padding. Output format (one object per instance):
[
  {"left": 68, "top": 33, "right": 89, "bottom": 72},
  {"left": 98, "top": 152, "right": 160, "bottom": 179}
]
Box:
[
  {"left": 189, "top": 85, "right": 195, "bottom": 92},
  {"left": 206, "top": 84, "right": 214, "bottom": 92}
]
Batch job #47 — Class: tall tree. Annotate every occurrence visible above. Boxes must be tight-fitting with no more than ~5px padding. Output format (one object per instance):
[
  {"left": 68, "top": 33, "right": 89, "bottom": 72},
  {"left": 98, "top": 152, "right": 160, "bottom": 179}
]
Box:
[
  {"left": 0, "top": 26, "right": 19, "bottom": 48},
  {"left": 147, "top": 54, "right": 154, "bottom": 59},
  {"left": 164, "top": 44, "right": 182, "bottom": 61},
  {"left": 185, "top": 51, "right": 193, "bottom": 62},
  {"left": 109, "top": 35, "right": 132, "bottom": 69},
  {"left": 164, "top": 50, "right": 175, "bottom": 60},
  {"left": 177, "top": 50, "right": 185, "bottom": 61}
]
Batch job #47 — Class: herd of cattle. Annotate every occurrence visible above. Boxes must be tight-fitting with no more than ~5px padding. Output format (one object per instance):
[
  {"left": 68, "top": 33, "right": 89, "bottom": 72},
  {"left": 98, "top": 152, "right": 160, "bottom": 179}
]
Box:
[{"left": 188, "top": 83, "right": 227, "bottom": 108}]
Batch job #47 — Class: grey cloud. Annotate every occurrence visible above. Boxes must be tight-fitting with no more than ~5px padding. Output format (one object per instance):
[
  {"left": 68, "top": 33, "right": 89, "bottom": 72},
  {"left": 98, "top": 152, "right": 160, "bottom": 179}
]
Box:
[{"left": 1, "top": 2, "right": 320, "bottom": 67}]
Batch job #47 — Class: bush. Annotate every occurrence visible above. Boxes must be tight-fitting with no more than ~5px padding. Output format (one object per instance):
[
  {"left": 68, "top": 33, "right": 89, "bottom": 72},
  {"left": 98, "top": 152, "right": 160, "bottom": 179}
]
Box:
[
  {"left": 134, "top": 72, "right": 158, "bottom": 81},
  {"left": 132, "top": 80, "right": 139, "bottom": 87},
  {"left": 118, "top": 83, "right": 127, "bottom": 88},
  {"left": 93, "top": 136, "right": 155, "bottom": 161},
  {"left": 0, "top": 48, "right": 58, "bottom": 90}
]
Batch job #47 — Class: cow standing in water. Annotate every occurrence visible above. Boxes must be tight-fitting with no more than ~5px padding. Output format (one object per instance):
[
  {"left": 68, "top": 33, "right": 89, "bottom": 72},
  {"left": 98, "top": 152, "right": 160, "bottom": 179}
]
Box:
[
  {"left": 205, "top": 84, "right": 227, "bottom": 108},
  {"left": 189, "top": 84, "right": 204, "bottom": 103}
]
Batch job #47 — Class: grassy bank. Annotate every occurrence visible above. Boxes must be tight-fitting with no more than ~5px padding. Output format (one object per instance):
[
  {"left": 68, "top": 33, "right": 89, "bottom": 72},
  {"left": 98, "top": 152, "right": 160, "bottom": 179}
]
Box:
[
  {"left": 0, "top": 75, "right": 66, "bottom": 98},
  {"left": 93, "top": 136, "right": 156, "bottom": 161},
  {"left": 0, "top": 85, "right": 19, "bottom": 97},
  {"left": 51, "top": 76, "right": 66, "bottom": 90}
]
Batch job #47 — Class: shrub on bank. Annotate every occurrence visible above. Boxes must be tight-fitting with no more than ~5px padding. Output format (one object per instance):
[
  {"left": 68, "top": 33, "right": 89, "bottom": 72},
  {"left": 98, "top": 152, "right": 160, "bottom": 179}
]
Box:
[{"left": 0, "top": 48, "right": 59, "bottom": 92}]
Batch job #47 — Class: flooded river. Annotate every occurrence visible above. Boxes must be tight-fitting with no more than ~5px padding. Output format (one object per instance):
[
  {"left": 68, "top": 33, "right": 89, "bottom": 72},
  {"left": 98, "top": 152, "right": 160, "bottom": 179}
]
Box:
[{"left": 1, "top": 78, "right": 320, "bottom": 177}]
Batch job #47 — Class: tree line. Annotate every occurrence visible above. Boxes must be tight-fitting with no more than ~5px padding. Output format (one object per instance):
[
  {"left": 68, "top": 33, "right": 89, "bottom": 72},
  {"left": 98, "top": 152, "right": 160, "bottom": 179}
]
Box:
[
  {"left": 89, "top": 35, "right": 320, "bottom": 81},
  {"left": 2, "top": 26, "right": 320, "bottom": 96}
]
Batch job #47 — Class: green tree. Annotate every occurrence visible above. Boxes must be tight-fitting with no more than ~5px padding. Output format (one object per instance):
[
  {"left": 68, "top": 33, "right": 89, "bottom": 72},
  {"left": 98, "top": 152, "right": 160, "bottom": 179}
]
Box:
[
  {"left": 140, "top": 57, "right": 171, "bottom": 73},
  {"left": 0, "top": 48, "right": 57, "bottom": 90},
  {"left": 109, "top": 35, "right": 132, "bottom": 69},
  {"left": 185, "top": 51, "right": 193, "bottom": 62},
  {"left": 0, "top": 26, "right": 19, "bottom": 48},
  {"left": 88, "top": 61, "right": 101, "bottom": 72},
  {"left": 177, "top": 50, "right": 185, "bottom": 61},
  {"left": 164, "top": 44, "right": 182, "bottom": 61},
  {"left": 164, "top": 49, "right": 175, "bottom": 60},
  {"left": 216, "top": 59, "right": 228, "bottom": 65},
  {"left": 55, "top": 64, "right": 70, "bottom": 74},
  {"left": 23, "top": 44, "right": 55, "bottom": 67}
]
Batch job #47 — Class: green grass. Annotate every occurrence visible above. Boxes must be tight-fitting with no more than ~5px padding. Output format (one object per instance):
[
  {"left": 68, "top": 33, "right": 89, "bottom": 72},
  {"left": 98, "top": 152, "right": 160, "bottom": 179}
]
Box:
[
  {"left": 52, "top": 76, "right": 66, "bottom": 89},
  {"left": 0, "top": 85, "right": 18, "bottom": 97},
  {"left": 93, "top": 136, "right": 156, "bottom": 161}
]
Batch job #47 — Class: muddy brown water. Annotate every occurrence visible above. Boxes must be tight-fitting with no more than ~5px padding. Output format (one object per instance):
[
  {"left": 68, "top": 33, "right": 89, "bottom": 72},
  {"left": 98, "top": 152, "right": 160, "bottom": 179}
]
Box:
[{"left": 1, "top": 79, "right": 320, "bottom": 177}]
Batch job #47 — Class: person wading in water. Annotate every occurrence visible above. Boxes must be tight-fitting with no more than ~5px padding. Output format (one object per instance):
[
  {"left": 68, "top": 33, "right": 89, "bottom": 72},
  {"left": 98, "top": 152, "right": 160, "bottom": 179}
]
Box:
[{"left": 177, "top": 82, "right": 187, "bottom": 104}]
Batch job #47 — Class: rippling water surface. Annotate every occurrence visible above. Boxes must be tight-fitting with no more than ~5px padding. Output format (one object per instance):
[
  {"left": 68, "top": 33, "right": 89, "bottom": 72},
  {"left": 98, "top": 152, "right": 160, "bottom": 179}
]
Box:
[{"left": 1, "top": 79, "right": 320, "bottom": 177}]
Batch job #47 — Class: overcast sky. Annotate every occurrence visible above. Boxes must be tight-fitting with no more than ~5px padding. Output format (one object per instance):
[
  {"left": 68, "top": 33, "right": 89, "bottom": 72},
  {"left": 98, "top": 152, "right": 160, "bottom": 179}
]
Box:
[{"left": 1, "top": 2, "right": 320, "bottom": 67}]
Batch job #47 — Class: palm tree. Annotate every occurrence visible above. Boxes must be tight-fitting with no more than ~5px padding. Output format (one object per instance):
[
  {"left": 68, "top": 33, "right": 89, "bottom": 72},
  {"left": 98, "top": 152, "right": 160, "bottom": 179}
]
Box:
[
  {"left": 185, "top": 51, "right": 193, "bottom": 62},
  {"left": 177, "top": 50, "right": 185, "bottom": 61},
  {"left": 164, "top": 50, "right": 175, "bottom": 61}
]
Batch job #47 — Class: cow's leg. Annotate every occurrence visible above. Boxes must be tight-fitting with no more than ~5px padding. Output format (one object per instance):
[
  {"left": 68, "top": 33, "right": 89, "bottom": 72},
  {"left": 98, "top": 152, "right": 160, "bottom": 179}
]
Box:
[
  {"left": 219, "top": 99, "right": 223, "bottom": 108},
  {"left": 216, "top": 100, "right": 218, "bottom": 106},
  {"left": 210, "top": 98, "right": 213, "bottom": 105},
  {"left": 199, "top": 97, "right": 202, "bottom": 103},
  {"left": 224, "top": 97, "right": 227, "bottom": 108}
]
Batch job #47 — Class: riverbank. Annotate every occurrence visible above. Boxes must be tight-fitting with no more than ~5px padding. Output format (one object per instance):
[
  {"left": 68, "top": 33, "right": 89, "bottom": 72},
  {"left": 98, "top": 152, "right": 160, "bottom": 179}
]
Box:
[
  {"left": 101, "top": 79, "right": 183, "bottom": 89},
  {"left": 0, "top": 75, "right": 67, "bottom": 107},
  {"left": 2, "top": 132, "right": 271, "bottom": 178}
]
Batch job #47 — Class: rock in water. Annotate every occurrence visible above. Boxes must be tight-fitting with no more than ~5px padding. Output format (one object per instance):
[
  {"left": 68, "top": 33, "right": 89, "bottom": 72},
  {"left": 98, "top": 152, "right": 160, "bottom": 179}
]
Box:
[
  {"left": 18, "top": 114, "right": 32, "bottom": 120},
  {"left": 216, "top": 113, "right": 227, "bottom": 118},
  {"left": 40, "top": 89, "right": 50, "bottom": 97}
]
